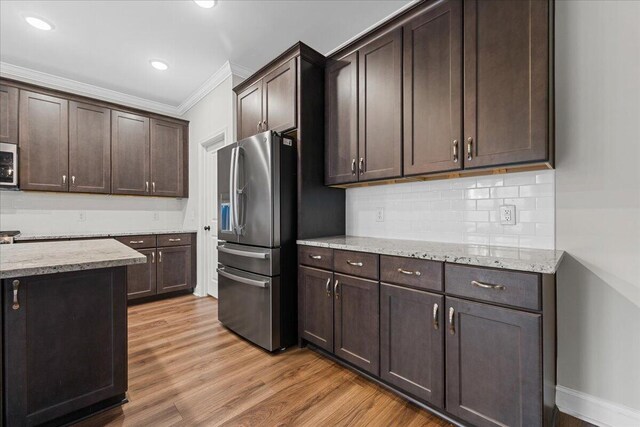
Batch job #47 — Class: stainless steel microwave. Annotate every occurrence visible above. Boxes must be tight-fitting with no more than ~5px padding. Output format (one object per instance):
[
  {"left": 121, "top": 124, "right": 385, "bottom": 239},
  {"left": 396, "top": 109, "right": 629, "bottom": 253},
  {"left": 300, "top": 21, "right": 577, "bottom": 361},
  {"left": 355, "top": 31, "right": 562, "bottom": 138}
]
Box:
[{"left": 0, "top": 142, "right": 18, "bottom": 188}]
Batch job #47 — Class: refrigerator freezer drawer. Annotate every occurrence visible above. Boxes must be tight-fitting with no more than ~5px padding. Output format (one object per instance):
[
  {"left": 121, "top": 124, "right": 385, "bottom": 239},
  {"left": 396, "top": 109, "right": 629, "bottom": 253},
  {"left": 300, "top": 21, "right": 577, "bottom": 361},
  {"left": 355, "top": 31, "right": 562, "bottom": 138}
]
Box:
[
  {"left": 217, "top": 242, "right": 280, "bottom": 276},
  {"left": 217, "top": 266, "right": 281, "bottom": 351}
]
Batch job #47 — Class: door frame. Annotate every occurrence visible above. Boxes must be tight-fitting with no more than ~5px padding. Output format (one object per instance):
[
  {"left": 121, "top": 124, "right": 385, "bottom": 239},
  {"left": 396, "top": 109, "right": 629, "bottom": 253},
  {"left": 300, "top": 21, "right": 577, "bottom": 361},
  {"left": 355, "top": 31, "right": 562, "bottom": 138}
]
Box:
[{"left": 195, "top": 128, "right": 227, "bottom": 297}]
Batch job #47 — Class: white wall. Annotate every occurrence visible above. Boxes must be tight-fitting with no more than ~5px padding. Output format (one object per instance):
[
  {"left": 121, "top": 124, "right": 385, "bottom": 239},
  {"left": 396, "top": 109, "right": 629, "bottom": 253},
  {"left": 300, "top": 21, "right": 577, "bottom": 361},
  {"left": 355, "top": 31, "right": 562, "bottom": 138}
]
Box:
[
  {"left": 555, "top": 0, "right": 640, "bottom": 424},
  {"left": 347, "top": 170, "right": 555, "bottom": 249}
]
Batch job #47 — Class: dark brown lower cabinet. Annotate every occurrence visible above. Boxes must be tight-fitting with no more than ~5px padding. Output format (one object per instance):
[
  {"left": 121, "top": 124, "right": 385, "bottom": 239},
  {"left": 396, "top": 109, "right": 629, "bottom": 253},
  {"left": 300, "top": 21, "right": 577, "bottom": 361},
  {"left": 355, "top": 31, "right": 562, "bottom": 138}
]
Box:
[
  {"left": 446, "top": 297, "right": 542, "bottom": 427},
  {"left": 157, "top": 245, "right": 192, "bottom": 294},
  {"left": 334, "top": 273, "right": 379, "bottom": 375},
  {"left": 298, "top": 266, "right": 334, "bottom": 352},
  {"left": 380, "top": 284, "right": 444, "bottom": 408},
  {"left": 126, "top": 248, "right": 157, "bottom": 300},
  {"left": 3, "top": 268, "right": 127, "bottom": 427}
]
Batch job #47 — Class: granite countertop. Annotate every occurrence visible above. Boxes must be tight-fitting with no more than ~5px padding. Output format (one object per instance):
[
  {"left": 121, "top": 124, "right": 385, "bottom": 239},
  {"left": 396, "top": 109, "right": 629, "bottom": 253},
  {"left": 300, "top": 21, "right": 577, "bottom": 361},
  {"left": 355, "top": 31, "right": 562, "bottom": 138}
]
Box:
[
  {"left": 14, "top": 229, "right": 198, "bottom": 242},
  {"left": 0, "top": 239, "right": 147, "bottom": 279},
  {"left": 297, "top": 236, "right": 565, "bottom": 274}
]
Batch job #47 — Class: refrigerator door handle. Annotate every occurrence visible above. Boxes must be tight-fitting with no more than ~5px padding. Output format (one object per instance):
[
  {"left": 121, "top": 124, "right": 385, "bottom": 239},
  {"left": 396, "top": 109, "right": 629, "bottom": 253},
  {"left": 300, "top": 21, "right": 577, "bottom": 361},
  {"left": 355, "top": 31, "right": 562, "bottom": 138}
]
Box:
[
  {"left": 229, "top": 147, "right": 237, "bottom": 234},
  {"left": 233, "top": 147, "right": 243, "bottom": 234},
  {"left": 217, "top": 245, "right": 269, "bottom": 259},
  {"left": 217, "top": 267, "right": 269, "bottom": 288}
]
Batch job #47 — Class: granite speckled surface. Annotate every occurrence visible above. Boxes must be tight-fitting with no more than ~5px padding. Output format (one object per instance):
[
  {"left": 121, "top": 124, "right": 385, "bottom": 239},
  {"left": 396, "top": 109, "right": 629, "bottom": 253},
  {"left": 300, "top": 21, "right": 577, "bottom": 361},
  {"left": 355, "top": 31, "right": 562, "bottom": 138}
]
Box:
[
  {"left": 14, "top": 229, "right": 198, "bottom": 242},
  {"left": 297, "top": 236, "right": 564, "bottom": 274},
  {"left": 0, "top": 239, "right": 147, "bottom": 279}
]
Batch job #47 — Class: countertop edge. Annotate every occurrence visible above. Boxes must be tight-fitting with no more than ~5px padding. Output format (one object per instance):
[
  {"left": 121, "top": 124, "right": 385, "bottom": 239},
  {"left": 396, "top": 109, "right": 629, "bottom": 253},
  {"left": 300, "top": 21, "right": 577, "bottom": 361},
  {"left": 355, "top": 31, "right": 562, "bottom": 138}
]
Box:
[
  {"left": 14, "top": 230, "right": 198, "bottom": 242},
  {"left": 0, "top": 255, "right": 147, "bottom": 279}
]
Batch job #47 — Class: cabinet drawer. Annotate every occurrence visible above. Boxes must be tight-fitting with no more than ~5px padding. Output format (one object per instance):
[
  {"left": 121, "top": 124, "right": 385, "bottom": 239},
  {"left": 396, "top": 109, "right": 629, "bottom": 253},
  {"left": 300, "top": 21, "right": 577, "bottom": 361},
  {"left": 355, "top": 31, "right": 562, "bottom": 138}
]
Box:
[
  {"left": 380, "top": 255, "right": 443, "bottom": 292},
  {"left": 116, "top": 234, "right": 156, "bottom": 249},
  {"left": 445, "top": 264, "right": 541, "bottom": 311},
  {"left": 334, "top": 250, "right": 378, "bottom": 280},
  {"left": 157, "top": 233, "right": 192, "bottom": 247},
  {"left": 298, "top": 246, "right": 333, "bottom": 270}
]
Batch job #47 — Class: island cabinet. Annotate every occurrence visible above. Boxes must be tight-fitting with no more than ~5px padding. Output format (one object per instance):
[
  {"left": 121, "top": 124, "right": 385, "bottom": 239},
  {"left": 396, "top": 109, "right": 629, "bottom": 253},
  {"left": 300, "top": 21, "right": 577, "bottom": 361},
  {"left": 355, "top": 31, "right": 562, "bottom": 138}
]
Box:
[
  {"left": 297, "top": 244, "right": 557, "bottom": 427},
  {"left": 0, "top": 83, "right": 18, "bottom": 144},
  {"left": 325, "top": 0, "right": 553, "bottom": 187},
  {"left": 2, "top": 268, "right": 127, "bottom": 427}
]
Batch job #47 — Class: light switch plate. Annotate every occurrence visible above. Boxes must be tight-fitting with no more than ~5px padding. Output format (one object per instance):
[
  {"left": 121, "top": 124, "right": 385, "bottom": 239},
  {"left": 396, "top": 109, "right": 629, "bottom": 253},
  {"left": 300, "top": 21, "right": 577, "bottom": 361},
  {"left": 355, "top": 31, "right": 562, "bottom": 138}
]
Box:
[
  {"left": 376, "top": 207, "right": 384, "bottom": 222},
  {"left": 499, "top": 205, "right": 516, "bottom": 225}
]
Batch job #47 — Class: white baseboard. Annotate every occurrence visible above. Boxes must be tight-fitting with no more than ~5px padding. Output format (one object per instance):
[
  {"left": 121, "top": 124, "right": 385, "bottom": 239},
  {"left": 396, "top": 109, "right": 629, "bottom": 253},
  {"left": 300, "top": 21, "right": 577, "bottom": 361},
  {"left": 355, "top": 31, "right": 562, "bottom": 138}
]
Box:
[{"left": 556, "top": 385, "right": 640, "bottom": 427}]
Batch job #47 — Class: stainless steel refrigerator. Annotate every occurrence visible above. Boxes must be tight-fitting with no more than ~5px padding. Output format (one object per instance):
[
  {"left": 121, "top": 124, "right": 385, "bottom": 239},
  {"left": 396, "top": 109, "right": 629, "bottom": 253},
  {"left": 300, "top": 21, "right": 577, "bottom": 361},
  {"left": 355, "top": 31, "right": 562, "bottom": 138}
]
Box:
[{"left": 216, "top": 131, "right": 297, "bottom": 351}]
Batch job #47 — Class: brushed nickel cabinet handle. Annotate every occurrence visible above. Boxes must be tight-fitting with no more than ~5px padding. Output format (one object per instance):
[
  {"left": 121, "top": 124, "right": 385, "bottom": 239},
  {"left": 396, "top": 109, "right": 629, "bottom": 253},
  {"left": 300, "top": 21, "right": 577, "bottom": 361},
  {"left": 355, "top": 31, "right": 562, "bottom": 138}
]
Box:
[
  {"left": 359, "top": 158, "right": 364, "bottom": 174},
  {"left": 159, "top": 251, "right": 162, "bottom": 263},
  {"left": 71, "top": 175, "right": 76, "bottom": 185},
  {"left": 325, "top": 277, "right": 331, "bottom": 297},
  {"left": 263, "top": 120, "right": 267, "bottom": 131},
  {"left": 168, "top": 238, "right": 181, "bottom": 242},
  {"left": 433, "top": 303, "right": 439, "bottom": 330},
  {"left": 397, "top": 268, "right": 421, "bottom": 276},
  {"left": 257, "top": 121, "right": 261, "bottom": 133},
  {"left": 346, "top": 260, "right": 363, "bottom": 267},
  {"left": 471, "top": 280, "right": 506, "bottom": 291},
  {"left": 146, "top": 181, "right": 149, "bottom": 192},
  {"left": 129, "top": 240, "right": 144, "bottom": 244},
  {"left": 448, "top": 307, "right": 455, "bottom": 335},
  {"left": 152, "top": 182, "right": 156, "bottom": 193},
  {"left": 308, "top": 254, "right": 322, "bottom": 260},
  {"left": 334, "top": 280, "right": 340, "bottom": 299},
  {"left": 467, "top": 137, "right": 473, "bottom": 161},
  {"left": 12, "top": 280, "right": 20, "bottom": 310},
  {"left": 452, "top": 140, "right": 459, "bottom": 163},
  {"left": 351, "top": 158, "right": 356, "bottom": 175},
  {"left": 151, "top": 252, "right": 155, "bottom": 263},
  {"left": 62, "top": 175, "right": 66, "bottom": 184}
]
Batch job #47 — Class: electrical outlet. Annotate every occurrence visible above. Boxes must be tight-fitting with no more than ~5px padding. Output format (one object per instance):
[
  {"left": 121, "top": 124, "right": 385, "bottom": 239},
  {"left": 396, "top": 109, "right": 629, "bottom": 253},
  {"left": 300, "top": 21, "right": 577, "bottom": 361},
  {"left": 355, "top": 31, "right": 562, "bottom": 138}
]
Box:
[
  {"left": 376, "top": 207, "right": 384, "bottom": 222},
  {"left": 499, "top": 205, "right": 516, "bottom": 225},
  {"left": 153, "top": 212, "right": 160, "bottom": 221},
  {"left": 78, "top": 211, "right": 86, "bottom": 222}
]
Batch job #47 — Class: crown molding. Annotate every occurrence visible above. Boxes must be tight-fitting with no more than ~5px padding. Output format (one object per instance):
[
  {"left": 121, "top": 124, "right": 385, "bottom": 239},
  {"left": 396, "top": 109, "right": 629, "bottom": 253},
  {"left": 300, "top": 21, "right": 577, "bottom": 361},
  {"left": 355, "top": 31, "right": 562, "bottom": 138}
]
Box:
[
  {"left": 325, "top": 0, "right": 423, "bottom": 57},
  {"left": 177, "top": 61, "right": 253, "bottom": 115},
  {"left": 0, "top": 61, "right": 182, "bottom": 117},
  {"left": 0, "top": 60, "right": 254, "bottom": 118}
]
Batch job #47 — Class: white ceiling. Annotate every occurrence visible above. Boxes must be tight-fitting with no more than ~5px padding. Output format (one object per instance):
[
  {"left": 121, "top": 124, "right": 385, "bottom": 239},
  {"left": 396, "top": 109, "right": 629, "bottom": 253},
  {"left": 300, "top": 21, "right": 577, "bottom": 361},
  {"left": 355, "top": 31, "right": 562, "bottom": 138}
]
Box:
[{"left": 0, "top": 0, "right": 411, "bottom": 110}]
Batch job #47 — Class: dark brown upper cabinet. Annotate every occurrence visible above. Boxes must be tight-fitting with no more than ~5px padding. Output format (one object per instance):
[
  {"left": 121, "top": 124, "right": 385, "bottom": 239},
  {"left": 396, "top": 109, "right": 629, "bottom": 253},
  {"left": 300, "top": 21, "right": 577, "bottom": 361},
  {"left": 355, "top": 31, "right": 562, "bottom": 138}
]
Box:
[
  {"left": 157, "top": 245, "right": 192, "bottom": 294},
  {"left": 237, "top": 81, "right": 263, "bottom": 141},
  {"left": 325, "top": 52, "right": 358, "bottom": 185},
  {"left": 358, "top": 28, "right": 403, "bottom": 181},
  {"left": 403, "top": 0, "right": 463, "bottom": 175},
  {"left": 446, "top": 297, "right": 542, "bottom": 427},
  {"left": 0, "top": 84, "right": 18, "bottom": 144},
  {"left": 380, "top": 284, "right": 444, "bottom": 408},
  {"left": 463, "top": 0, "right": 549, "bottom": 168},
  {"left": 263, "top": 58, "right": 297, "bottom": 134},
  {"left": 111, "top": 110, "right": 150, "bottom": 196},
  {"left": 19, "top": 90, "right": 69, "bottom": 192},
  {"left": 151, "top": 118, "right": 185, "bottom": 197},
  {"left": 298, "top": 266, "right": 334, "bottom": 352},
  {"left": 69, "top": 101, "right": 111, "bottom": 194},
  {"left": 334, "top": 273, "right": 380, "bottom": 376}
]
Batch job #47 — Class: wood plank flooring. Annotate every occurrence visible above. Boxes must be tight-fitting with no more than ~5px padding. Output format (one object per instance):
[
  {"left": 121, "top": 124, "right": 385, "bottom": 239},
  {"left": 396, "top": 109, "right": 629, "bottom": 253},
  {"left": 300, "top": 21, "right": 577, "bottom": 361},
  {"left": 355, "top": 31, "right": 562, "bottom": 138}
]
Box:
[{"left": 76, "top": 295, "right": 450, "bottom": 427}]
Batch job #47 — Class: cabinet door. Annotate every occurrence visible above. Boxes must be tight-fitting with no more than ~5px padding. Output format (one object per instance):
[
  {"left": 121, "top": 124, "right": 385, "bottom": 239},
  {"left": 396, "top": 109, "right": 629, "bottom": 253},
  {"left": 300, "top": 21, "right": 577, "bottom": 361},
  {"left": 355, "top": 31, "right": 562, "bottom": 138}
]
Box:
[
  {"left": 263, "top": 58, "right": 296, "bottom": 133},
  {"left": 463, "top": 0, "right": 549, "bottom": 168},
  {"left": 0, "top": 84, "right": 18, "bottom": 144},
  {"left": 358, "top": 28, "right": 402, "bottom": 181},
  {"left": 19, "top": 90, "right": 69, "bottom": 191},
  {"left": 446, "top": 297, "right": 542, "bottom": 427},
  {"left": 126, "top": 248, "right": 157, "bottom": 300},
  {"left": 298, "top": 266, "right": 333, "bottom": 352},
  {"left": 111, "top": 110, "right": 150, "bottom": 195},
  {"left": 3, "top": 269, "right": 127, "bottom": 426},
  {"left": 69, "top": 101, "right": 111, "bottom": 194},
  {"left": 403, "top": 0, "right": 463, "bottom": 175},
  {"left": 237, "top": 81, "right": 263, "bottom": 141},
  {"left": 334, "top": 273, "right": 379, "bottom": 375},
  {"left": 325, "top": 52, "right": 358, "bottom": 185},
  {"left": 380, "top": 284, "right": 444, "bottom": 407},
  {"left": 157, "top": 245, "right": 192, "bottom": 294},
  {"left": 150, "top": 118, "right": 184, "bottom": 197}
]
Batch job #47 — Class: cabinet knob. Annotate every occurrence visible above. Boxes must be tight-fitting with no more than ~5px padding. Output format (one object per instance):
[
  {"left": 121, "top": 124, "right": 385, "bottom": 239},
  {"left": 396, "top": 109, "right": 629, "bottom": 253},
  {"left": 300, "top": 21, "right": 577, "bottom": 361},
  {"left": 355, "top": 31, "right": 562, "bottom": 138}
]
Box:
[{"left": 467, "top": 137, "right": 473, "bottom": 161}]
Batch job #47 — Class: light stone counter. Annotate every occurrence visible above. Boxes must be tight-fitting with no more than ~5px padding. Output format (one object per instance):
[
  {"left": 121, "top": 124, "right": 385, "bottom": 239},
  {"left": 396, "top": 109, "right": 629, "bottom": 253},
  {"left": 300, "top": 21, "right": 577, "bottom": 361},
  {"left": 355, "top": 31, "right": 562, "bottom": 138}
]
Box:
[
  {"left": 297, "top": 235, "right": 564, "bottom": 274},
  {"left": 14, "top": 229, "right": 198, "bottom": 242},
  {"left": 0, "top": 239, "right": 147, "bottom": 279}
]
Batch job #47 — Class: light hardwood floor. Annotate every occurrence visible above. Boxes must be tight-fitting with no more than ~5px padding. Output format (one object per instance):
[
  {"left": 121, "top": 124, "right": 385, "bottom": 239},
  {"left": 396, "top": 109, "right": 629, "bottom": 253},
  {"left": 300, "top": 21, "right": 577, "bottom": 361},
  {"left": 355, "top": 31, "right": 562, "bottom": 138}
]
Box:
[{"left": 77, "top": 295, "right": 451, "bottom": 427}]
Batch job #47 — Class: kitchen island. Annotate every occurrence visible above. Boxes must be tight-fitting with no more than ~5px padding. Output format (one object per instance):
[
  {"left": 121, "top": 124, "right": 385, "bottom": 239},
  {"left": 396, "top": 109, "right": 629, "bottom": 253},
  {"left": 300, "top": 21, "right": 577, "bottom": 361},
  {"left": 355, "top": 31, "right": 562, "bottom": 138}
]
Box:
[{"left": 1, "top": 239, "right": 145, "bottom": 426}]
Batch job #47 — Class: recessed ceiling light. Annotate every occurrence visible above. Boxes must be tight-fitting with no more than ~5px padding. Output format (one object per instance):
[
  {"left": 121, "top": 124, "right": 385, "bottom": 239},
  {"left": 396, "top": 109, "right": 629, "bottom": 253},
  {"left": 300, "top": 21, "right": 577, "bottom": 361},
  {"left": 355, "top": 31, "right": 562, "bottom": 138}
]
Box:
[
  {"left": 25, "top": 16, "right": 53, "bottom": 31},
  {"left": 150, "top": 60, "right": 169, "bottom": 71},
  {"left": 193, "top": 0, "right": 217, "bottom": 8}
]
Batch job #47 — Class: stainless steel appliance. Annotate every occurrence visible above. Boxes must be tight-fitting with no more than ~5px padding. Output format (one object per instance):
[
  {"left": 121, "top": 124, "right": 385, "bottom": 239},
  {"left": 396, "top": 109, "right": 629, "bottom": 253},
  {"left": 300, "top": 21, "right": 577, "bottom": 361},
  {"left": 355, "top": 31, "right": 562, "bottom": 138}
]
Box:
[
  {"left": 216, "top": 131, "right": 297, "bottom": 351},
  {"left": 0, "top": 142, "right": 18, "bottom": 189}
]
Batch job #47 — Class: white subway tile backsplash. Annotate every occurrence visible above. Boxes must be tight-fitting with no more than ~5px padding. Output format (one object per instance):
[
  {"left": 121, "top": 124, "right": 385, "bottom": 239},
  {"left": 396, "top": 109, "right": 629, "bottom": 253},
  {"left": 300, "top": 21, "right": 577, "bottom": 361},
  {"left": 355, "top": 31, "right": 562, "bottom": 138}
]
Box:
[{"left": 346, "top": 170, "right": 555, "bottom": 250}]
